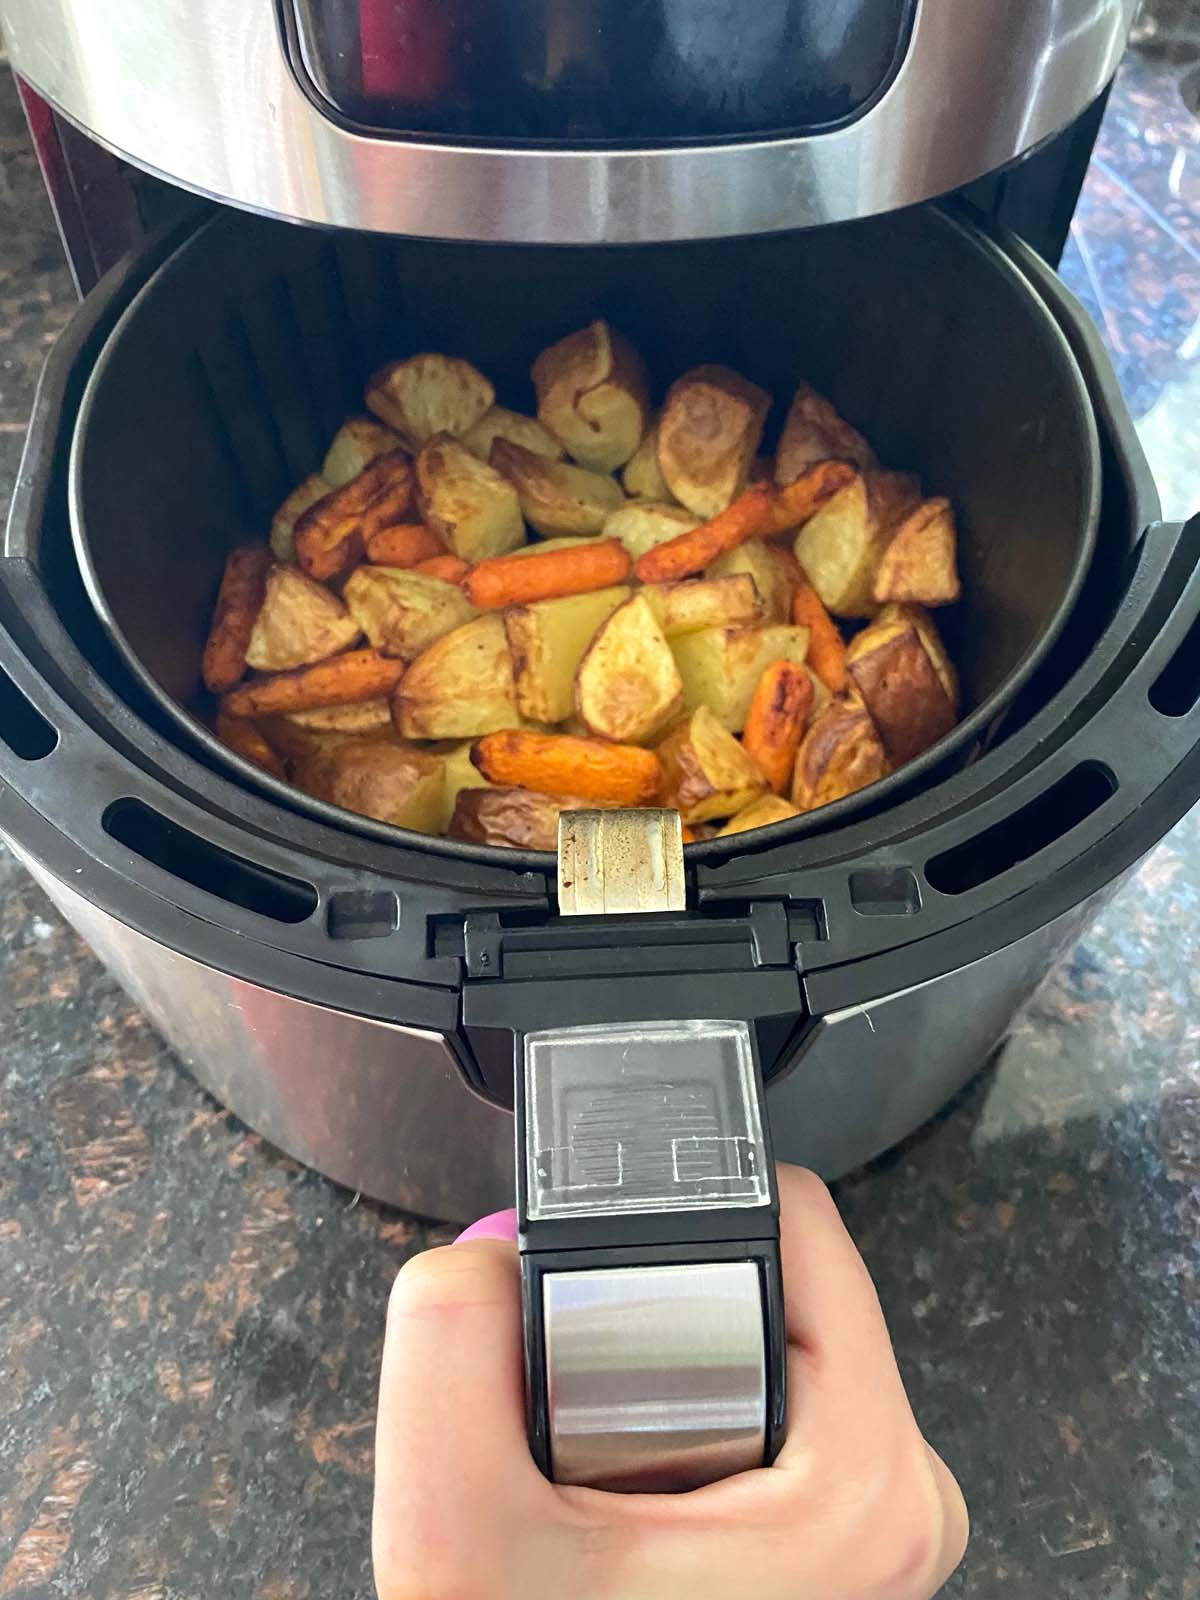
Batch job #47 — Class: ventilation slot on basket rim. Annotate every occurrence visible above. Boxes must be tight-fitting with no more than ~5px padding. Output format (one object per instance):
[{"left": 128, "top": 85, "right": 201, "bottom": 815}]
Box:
[
  {"left": 103, "top": 798, "right": 317, "bottom": 924},
  {"left": 924, "top": 762, "right": 1116, "bottom": 897},
  {"left": 0, "top": 665, "right": 58, "bottom": 760},
  {"left": 1149, "top": 606, "right": 1200, "bottom": 718}
]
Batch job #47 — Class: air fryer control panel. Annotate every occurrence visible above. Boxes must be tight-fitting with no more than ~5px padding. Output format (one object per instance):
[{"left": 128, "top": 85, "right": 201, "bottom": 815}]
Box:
[{"left": 288, "top": 0, "right": 915, "bottom": 143}]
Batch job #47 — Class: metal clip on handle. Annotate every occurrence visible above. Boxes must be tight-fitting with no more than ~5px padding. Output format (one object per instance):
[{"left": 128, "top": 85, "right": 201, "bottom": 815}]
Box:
[{"left": 518, "top": 811, "right": 787, "bottom": 1493}]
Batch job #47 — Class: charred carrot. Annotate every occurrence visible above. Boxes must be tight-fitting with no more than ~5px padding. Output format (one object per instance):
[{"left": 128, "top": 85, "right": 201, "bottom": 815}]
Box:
[
  {"left": 202, "top": 544, "right": 272, "bottom": 694},
  {"left": 792, "top": 579, "right": 848, "bottom": 694},
  {"left": 220, "top": 648, "right": 406, "bottom": 718},
  {"left": 465, "top": 539, "right": 632, "bottom": 609},
  {"left": 295, "top": 450, "right": 413, "bottom": 581},
  {"left": 764, "top": 459, "right": 857, "bottom": 536},
  {"left": 214, "top": 711, "right": 286, "bottom": 779},
  {"left": 411, "top": 553, "right": 470, "bottom": 583},
  {"left": 471, "top": 730, "right": 662, "bottom": 807},
  {"left": 742, "top": 660, "right": 814, "bottom": 794},
  {"left": 366, "top": 522, "right": 445, "bottom": 567}
]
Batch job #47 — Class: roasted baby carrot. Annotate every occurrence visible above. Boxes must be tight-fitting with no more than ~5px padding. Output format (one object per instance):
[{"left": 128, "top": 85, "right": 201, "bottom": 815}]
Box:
[
  {"left": 411, "top": 553, "right": 470, "bottom": 583},
  {"left": 295, "top": 450, "right": 413, "bottom": 581},
  {"left": 464, "top": 538, "right": 631, "bottom": 609},
  {"left": 220, "top": 648, "right": 406, "bottom": 718},
  {"left": 365, "top": 522, "right": 446, "bottom": 567},
  {"left": 470, "top": 730, "right": 663, "bottom": 807},
  {"left": 214, "top": 711, "right": 286, "bottom": 779},
  {"left": 634, "top": 483, "right": 775, "bottom": 583},
  {"left": 742, "top": 660, "right": 815, "bottom": 794},
  {"left": 202, "top": 544, "right": 272, "bottom": 694},
  {"left": 792, "top": 579, "right": 848, "bottom": 694},
  {"left": 764, "top": 459, "right": 858, "bottom": 535}
]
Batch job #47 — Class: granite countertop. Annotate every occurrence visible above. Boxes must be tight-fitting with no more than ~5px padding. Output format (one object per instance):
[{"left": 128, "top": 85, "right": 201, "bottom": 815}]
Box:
[{"left": 1, "top": 37, "right": 1199, "bottom": 1600}]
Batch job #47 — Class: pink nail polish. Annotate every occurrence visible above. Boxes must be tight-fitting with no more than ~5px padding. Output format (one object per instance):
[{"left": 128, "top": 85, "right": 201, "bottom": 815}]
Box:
[{"left": 454, "top": 1208, "right": 518, "bottom": 1245}]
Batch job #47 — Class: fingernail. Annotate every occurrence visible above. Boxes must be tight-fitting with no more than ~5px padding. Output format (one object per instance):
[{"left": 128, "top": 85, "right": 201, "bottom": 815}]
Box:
[{"left": 454, "top": 1208, "right": 518, "bottom": 1245}]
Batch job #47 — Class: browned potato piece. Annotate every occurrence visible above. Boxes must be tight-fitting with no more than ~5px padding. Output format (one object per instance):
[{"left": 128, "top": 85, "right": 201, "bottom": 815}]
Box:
[
  {"left": 603, "top": 501, "right": 699, "bottom": 561},
  {"left": 392, "top": 614, "right": 519, "bottom": 739},
  {"left": 621, "top": 418, "right": 675, "bottom": 501},
  {"left": 846, "top": 615, "right": 956, "bottom": 765},
  {"left": 505, "top": 585, "right": 630, "bottom": 724},
  {"left": 270, "top": 473, "right": 329, "bottom": 563},
  {"left": 244, "top": 565, "right": 361, "bottom": 671},
  {"left": 641, "top": 574, "right": 763, "bottom": 637},
  {"left": 717, "top": 795, "right": 801, "bottom": 836},
  {"left": 322, "top": 416, "right": 404, "bottom": 489},
  {"left": 292, "top": 736, "right": 445, "bottom": 833},
  {"left": 576, "top": 594, "right": 684, "bottom": 744},
  {"left": 774, "top": 383, "right": 876, "bottom": 484},
  {"left": 876, "top": 602, "right": 960, "bottom": 709},
  {"left": 793, "top": 469, "right": 921, "bottom": 618},
  {"left": 366, "top": 354, "right": 494, "bottom": 450},
  {"left": 657, "top": 365, "right": 770, "bottom": 519},
  {"left": 461, "top": 406, "right": 565, "bottom": 463},
  {"left": 532, "top": 320, "right": 650, "bottom": 472},
  {"left": 792, "top": 700, "right": 892, "bottom": 810},
  {"left": 449, "top": 786, "right": 592, "bottom": 850},
  {"left": 284, "top": 698, "right": 394, "bottom": 734},
  {"left": 708, "top": 538, "right": 792, "bottom": 622},
  {"left": 416, "top": 433, "right": 525, "bottom": 562},
  {"left": 657, "top": 705, "right": 768, "bottom": 823},
  {"left": 490, "top": 437, "right": 624, "bottom": 537},
  {"left": 872, "top": 498, "right": 961, "bottom": 606},
  {"left": 343, "top": 566, "right": 478, "bottom": 660},
  {"left": 671, "top": 623, "right": 811, "bottom": 732}
]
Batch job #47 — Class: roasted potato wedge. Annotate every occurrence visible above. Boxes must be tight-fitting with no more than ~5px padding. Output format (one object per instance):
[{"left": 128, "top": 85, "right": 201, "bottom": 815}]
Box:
[
  {"left": 283, "top": 698, "right": 394, "bottom": 734},
  {"left": 792, "top": 469, "right": 921, "bottom": 618},
  {"left": 322, "top": 415, "right": 405, "bottom": 489},
  {"left": 531, "top": 320, "right": 650, "bottom": 472},
  {"left": 846, "top": 614, "right": 956, "bottom": 764},
  {"left": 244, "top": 565, "right": 362, "bottom": 671},
  {"left": 392, "top": 614, "right": 519, "bottom": 739},
  {"left": 461, "top": 405, "right": 565, "bottom": 463},
  {"left": 671, "top": 623, "right": 811, "bottom": 733},
  {"left": 490, "top": 437, "right": 624, "bottom": 537},
  {"left": 792, "top": 700, "right": 891, "bottom": 810},
  {"left": 504, "top": 584, "right": 630, "bottom": 723},
  {"left": 641, "top": 574, "right": 763, "bottom": 637},
  {"left": 427, "top": 738, "right": 493, "bottom": 833},
  {"left": 292, "top": 736, "right": 445, "bottom": 833},
  {"left": 774, "top": 383, "right": 876, "bottom": 484},
  {"left": 872, "top": 498, "right": 961, "bottom": 606},
  {"left": 603, "top": 502, "right": 700, "bottom": 561},
  {"left": 657, "top": 365, "right": 770, "bottom": 519},
  {"left": 416, "top": 433, "right": 525, "bottom": 563},
  {"left": 717, "top": 795, "right": 801, "bottom": 836},
  {"left": 343, "top": 566, "right": 478, "bottom": 661},
  {"left": 708, "top": 538, "right": 793, "bottom": 622},
  {"left": 507, "top": 535, "right": 606, "bottom": 558},
  {"left": 576, "top": 593, "right": 684, "bottom": 744},
  {"left": 621, "top": 419, "right": 674, "bottom": 501},
  {"left": 449, "top": 786, "right": 590, "bottom": 851},
  {"left": 656, "top": 705, "right": 768, "bottom": 823},
  {"left": 270, "top": 473, "right": 329, "bottom": 563},
  {"left": 366, "top": 354, "right": 494, "bottom": 450},
  {"left": 876, "top": 603, "right": 960, "bottom": 709}
]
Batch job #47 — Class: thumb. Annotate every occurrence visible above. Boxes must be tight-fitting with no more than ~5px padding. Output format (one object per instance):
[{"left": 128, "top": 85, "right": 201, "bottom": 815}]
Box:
[{"left": 374, "top": 1212, "right": 548, "bottom": 1578}]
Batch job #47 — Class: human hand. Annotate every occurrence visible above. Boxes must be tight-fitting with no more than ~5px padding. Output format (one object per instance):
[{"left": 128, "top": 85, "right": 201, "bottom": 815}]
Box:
[{"left": 374, "top": 1164, "right": 968, "bottom": 1599}]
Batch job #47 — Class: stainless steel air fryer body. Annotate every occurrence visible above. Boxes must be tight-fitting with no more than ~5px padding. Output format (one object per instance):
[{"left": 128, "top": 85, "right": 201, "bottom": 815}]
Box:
[{"left": 0, "top": 0, "right": 1139, "bottom": 242}]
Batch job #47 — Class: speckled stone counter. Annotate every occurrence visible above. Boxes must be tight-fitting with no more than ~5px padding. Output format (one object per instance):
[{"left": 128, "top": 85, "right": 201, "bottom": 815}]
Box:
[{"left": 1, "top": 41, "right": 1199, "bottom": 1600}]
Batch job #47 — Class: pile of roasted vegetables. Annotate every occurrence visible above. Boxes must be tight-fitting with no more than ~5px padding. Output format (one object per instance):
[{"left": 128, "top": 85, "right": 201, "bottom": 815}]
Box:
[{"left": 203, "top": 322, "right": 962, "bottom": 849}]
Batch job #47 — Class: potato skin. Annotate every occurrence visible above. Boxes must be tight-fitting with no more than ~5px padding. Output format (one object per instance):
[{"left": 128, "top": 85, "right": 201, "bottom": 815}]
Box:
[
  {"left": 657, "top": 365, "right": 770, "bottom": 520},
  {"left": 366, "top": 354, "right": 494, "bottom": 450},
  {"left": 792, "top": 700, "right": 891, "bottom": 810},
  {"left": 416, "top": 433, "right": 525, "bottom": 563},
  {"left": 293, "top": 737, "right": 445, "bottom": 832},
  {"left": 846, "top": 621, "right": 956, "bottom": 765},
  {"left": 774, "top": 383, "right": 876, "bottom": 484},
  {"left": 490, "top": 437, "right": 624, "bottom": 538},
  {"left": 872, "top": 497, "right": 961, "bottom": 606},
  {"left": 531, "top": 320, "right": 650, "bottom": 472},
  {"left": 448, "top": 786, "right": 590, "bottom": 851},
  {"left": 244, "top": 564, "right": 361, "bottom": 672}
]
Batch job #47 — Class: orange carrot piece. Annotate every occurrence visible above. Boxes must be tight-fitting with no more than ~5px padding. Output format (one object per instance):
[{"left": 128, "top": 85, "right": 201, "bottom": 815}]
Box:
[
  {"left": 202, "top": 544, "right": 272, "bottom": 695},
  {"left": 764, "top": 459, "right": 858, "bottom": 536},
  {"left": 220, "top": 648, "right": 406, "bottom": 718},
  {"left": 366, "top": 522, "right": 446, "bottom": 567},
  {"left": 214, "top": 711, "right": 286, "bottom": 779},
  {"left": 742, "top": 660, "right": 815, "bottom": 795},
  {"left": 634, "top": 483, "right": 776, "bottom": 584},
  {"left": 680, "top": 823, "right": 699, "bottom": 845},
  {"left": 792, "top": 579, "right": 849, "bottom": 694},
  {"left": 464, "top": 539, "right": 632, "bottom": 610},
  {"left": 471, "top": 730, "right": 662, "bottom": 807},
  {"left": 295, "top": 450, "right": 413, "bottom": 581},
  {"left": 411, "top": 553, "right": 470, "bottom": 583}
]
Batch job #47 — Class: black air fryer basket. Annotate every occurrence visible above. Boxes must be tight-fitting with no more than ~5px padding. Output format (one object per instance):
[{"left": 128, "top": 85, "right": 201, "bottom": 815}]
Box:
[{"left": 0, "top": 200, "right": 1198, "bottom": 1112}]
